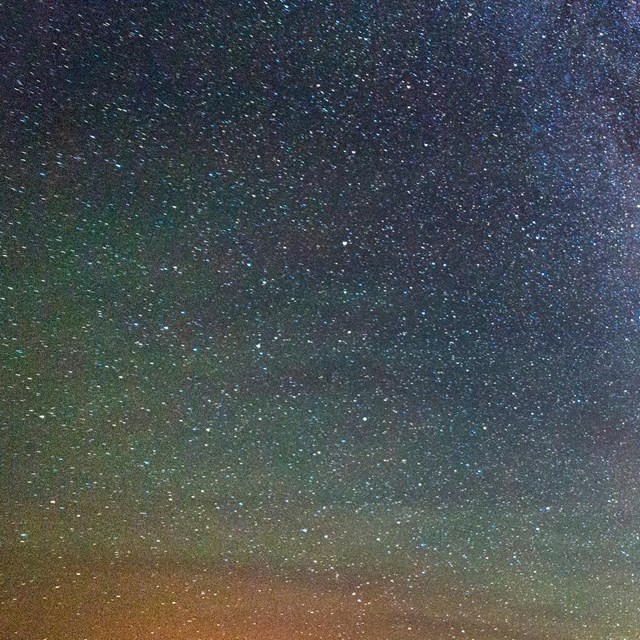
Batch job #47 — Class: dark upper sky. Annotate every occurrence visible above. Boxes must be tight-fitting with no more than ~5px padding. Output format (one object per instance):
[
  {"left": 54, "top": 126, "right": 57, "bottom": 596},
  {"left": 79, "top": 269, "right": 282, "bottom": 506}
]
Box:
[{"left": 3, "top": 2, "right": 640, "bottom": 638}]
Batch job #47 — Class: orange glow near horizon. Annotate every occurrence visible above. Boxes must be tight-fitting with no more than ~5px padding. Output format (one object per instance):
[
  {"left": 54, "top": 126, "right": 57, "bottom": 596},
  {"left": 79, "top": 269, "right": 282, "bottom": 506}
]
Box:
[{"left": 1, "top": 554, "right": 581, "bottom": 640}]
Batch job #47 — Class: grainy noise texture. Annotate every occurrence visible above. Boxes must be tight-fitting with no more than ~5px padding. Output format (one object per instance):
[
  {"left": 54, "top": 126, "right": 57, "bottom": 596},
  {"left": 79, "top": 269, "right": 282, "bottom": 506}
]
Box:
[{"left": 2, "top": 1, "right": 640, "bottom": 638}]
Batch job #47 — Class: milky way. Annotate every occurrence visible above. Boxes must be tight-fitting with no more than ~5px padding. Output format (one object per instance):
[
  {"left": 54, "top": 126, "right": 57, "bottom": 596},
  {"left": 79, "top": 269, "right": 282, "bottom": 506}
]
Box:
[{"left": 3, "top": 2, "right": 640, "bottom": 638}]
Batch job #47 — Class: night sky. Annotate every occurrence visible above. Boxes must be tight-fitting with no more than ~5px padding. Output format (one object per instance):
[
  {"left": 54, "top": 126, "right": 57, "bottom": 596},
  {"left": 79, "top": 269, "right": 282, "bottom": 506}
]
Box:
[{"left": 3, "top": 2, "right": 640, "bottom": 638}]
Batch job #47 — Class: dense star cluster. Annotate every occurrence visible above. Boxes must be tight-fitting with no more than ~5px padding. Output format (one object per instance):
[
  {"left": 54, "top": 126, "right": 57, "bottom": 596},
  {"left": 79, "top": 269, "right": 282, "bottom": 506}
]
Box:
[{"left": 3, "top": 2, "right": 640, "bottom": 638}]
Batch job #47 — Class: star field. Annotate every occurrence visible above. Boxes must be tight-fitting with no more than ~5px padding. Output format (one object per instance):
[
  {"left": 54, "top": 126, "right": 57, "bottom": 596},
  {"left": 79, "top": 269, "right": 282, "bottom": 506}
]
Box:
[{"left": 3, "top": 2, "right": 640, "bottom": 638}]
